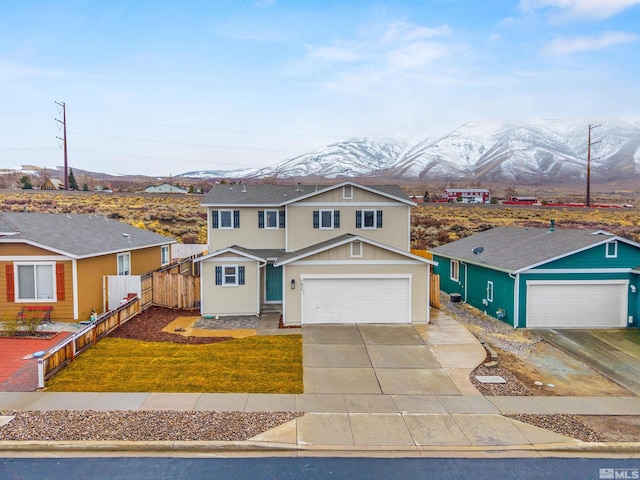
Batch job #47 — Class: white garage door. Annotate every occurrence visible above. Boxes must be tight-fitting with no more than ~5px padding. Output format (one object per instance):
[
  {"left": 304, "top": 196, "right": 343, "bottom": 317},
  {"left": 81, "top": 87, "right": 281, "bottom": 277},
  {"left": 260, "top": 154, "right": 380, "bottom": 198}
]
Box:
[
  {"left": 527, "top": 280, "right": 628, "bottom": 328},
  {"left": 302, "top": 276, "right": 411, "bottom": 324}
]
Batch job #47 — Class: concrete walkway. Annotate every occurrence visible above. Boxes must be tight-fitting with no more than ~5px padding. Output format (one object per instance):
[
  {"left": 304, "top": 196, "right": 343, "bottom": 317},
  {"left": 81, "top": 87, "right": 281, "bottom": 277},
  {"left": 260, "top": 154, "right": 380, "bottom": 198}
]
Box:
[{"left": 1, "top": 311, "right": 639, "bottom": 454}]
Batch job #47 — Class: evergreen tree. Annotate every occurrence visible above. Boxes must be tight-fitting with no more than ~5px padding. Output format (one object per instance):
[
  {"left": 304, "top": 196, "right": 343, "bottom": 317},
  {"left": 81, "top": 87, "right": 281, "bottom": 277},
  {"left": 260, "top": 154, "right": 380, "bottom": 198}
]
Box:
[
  {"left": 68, "top": 169, "right": 79, "bottom": 190},
  {"left": 19, "top": 175, "right": 33, "bottom": 189},
  {"left": 82, "top": 183, "right": 89, "bottom": 191},
  {"left": 423, "top": 190, "right": 430, "bottom": 202}
]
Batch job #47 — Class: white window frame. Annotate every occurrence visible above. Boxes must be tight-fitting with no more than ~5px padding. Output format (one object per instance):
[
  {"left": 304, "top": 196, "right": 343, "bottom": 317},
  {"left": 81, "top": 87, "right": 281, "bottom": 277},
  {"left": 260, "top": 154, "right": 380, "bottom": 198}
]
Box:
[
  {"left": 450, "top": 260, "right": 459, "bottom": 282},
  {"left": 218, "top": 210, "right": 234, "bottom": 230},
  {"left": 265, "top": 210, "right": 279, "bottom": 229},
  {"left": 350, "top": 241, "right": 363, "bottom": 258},
  {"left": 117, "top": 252, "right": 131, "bottom": 276},
  {"left": 361, "top": 209, "right": 377, "bottom": 229},
  {"left": 319, "top": 209, "right": 334, "bottom": 230},
  {"left": 605, "top": 241, "right": 618, "bottom": 258},
  {"left": 343, "top": 185, "right": 353, "bottom": 199},
  {"left": 15, "top": 262, "right": 56, "bottom": 302},
  {"left": 223, "top": 265, "right": 238, "bottom": 286},
  {"left": 487, "top": 281, "right": 494, "bottom": 302},
  {"left": 161, "top": 245, "right": 170, "bottom": 266}
]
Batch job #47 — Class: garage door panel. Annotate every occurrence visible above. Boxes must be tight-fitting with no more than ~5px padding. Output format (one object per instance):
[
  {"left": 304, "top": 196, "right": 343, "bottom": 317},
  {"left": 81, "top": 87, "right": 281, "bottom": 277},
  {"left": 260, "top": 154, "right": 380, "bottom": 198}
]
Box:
[
  {"left": 527, "top": 282, "right": 627, "bottom": 328},
  {"left": 302, "top": 277, "right": 410, "bottom": 324}
]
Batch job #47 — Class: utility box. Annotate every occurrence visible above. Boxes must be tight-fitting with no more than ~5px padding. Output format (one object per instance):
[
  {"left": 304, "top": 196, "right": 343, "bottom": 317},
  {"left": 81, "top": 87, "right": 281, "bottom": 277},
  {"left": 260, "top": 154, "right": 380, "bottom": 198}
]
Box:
[{"left": 450, "top": 293, "right": 462, "bottom": 303}]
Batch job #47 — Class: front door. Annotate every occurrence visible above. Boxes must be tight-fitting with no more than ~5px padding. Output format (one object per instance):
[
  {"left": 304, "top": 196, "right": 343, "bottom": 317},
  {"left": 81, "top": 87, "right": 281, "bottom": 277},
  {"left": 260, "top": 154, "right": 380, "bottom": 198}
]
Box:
[{"left": 265, "top": 264, "right": 283, "bottom": 302}]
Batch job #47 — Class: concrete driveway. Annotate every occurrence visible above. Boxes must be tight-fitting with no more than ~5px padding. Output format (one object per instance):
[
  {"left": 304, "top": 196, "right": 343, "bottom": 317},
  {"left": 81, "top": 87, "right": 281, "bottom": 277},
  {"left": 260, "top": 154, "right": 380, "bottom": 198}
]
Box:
[
  {"left": 534, "top": 329, "right": 640, "bottom": 395},
  {"left": 302, "top": 310, "right": 487, "bottom": 397}
]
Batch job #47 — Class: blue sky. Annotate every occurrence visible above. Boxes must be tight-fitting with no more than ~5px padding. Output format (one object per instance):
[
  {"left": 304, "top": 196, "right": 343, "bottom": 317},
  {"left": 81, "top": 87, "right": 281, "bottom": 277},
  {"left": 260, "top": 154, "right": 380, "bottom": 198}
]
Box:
[{"left": 1, "top": 0, "right": 639, "bottom": 176}]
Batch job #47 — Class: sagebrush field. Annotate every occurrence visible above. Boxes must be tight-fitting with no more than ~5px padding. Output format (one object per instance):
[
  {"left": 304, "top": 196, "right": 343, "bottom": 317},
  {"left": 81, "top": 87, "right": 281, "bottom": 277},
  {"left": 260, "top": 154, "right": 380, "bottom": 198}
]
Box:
[{"left": 1, "top": 189, "right": 639, "bottom": 248}]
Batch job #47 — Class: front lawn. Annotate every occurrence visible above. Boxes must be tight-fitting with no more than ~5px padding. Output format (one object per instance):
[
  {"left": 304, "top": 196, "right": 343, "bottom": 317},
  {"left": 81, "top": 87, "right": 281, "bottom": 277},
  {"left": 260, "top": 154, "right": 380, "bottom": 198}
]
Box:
[{"left": 46, "top": 335, "right": 303, "bottom": 393}]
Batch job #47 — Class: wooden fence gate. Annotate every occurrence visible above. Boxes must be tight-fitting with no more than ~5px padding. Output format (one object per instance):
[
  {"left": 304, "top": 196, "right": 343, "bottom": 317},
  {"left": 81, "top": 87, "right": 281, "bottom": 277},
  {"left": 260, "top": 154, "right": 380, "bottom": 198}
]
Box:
[{"left": 152, "top": 271, "right": 200, "bottom": 309}]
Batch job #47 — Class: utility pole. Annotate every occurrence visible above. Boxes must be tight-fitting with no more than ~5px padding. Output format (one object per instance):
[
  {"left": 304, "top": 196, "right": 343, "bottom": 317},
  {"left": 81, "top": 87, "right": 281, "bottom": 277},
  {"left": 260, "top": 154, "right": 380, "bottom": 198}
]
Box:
[
  {"left": 55, "top": 101, "right": 69, "bottom": 190},
  {"left": 586, "top": 123, "right": 601, "bottom": 207}
]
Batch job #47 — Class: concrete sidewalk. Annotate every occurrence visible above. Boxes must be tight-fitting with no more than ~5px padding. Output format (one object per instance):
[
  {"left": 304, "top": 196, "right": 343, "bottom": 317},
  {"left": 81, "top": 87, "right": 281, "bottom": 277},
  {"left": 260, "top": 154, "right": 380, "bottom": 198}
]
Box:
[{"left": 1, "top": 311, "right": 639, "bottom": 454}]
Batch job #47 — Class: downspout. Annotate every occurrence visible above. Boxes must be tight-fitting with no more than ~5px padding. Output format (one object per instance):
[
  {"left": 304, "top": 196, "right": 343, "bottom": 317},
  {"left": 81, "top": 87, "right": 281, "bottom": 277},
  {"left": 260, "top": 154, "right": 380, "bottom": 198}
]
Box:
[{"left": 509, "top": 272, "right": 519, "bottom": 328}]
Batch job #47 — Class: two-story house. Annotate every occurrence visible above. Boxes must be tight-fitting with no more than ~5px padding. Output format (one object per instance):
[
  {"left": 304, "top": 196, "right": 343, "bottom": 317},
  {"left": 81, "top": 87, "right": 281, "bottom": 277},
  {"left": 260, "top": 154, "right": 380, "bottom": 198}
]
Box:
[{"left": 195, "top": 181, "right": 435, "bottom": 325}]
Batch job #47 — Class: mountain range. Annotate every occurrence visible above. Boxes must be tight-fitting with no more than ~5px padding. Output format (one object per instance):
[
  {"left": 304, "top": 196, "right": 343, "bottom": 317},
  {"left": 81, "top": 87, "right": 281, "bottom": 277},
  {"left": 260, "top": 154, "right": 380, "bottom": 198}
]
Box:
[{"left": 180, "top": 119, "right": 640, "bottom": 185}]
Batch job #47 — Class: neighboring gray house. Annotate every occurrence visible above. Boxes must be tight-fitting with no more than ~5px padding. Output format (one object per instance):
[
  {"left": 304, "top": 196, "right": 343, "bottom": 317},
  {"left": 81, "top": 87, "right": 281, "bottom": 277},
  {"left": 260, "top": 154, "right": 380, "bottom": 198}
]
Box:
[
  {"left": 431, "top": 226, "right": 640, "bottom": 329},
  {"left": 145, "top": 183, "right": 189, "bottom": 194},
  {"left": 195, "top": 181, "right": 435, "bottom": 325}
]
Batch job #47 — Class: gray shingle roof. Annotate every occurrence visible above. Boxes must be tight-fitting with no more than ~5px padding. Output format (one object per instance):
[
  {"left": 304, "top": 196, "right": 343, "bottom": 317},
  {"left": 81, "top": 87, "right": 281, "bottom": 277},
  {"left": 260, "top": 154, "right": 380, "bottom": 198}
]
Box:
[
  {"left": 275, "top": 234, "right": 355, "bottom": 264},
  {"left": 230, "top": 246, "right": 285, "bottom": 260},
  {"left": 429, "top": 227, "right": 616, "bottom": 272},
  {"left": 202, "top": 182, "right": 411, "bottom": 206},
  {"left": 0, "top": 212, "right": 176, "bottom": 258}
]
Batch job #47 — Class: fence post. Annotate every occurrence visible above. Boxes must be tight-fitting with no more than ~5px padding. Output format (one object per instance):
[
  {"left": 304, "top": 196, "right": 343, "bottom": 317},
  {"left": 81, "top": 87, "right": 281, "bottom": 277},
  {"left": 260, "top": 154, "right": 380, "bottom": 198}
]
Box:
[{"left": 37, "top": 359, "right": 45, "bottom": 389}]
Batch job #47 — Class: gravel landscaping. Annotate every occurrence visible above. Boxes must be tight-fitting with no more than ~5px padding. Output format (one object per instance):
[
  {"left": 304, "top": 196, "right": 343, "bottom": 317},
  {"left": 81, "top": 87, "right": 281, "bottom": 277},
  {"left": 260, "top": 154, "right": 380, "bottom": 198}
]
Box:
[{"left": 0, "top": 411, "right": 302, "bottom": 442}]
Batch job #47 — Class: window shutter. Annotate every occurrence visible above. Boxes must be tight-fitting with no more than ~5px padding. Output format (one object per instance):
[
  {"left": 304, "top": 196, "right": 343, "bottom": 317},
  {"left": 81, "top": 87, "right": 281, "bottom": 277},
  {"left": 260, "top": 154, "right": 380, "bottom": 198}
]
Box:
[
  {"left": 5, "top": 264, "right": 15, "bottom": 302},
  {"left": 233, "top": 210, "right": 240, "bottom": 228},
  {"left": 239, "top": 266, "right": 245, "bottom": 285},
  {"left": 279, "top": 210, "right": 286, "bottom": 228},
  {"left": 355, "top": 210, "right": 362, "bottom": 229},
  {"left": 215, "top": 266, "right": 222, "bottom": 285},
  {"left": 258, "top": 210, "right": 265, "bottom": 229},
  {"left": 56, "top": 264, "right": 65, "bottom": 301},
  {"left": 212, "top": 211, "right": 219, "bottom": 229},
  {"left": 376, "top": 210, "right": 383, "bottom": 228},
  {"left": 313, "top": 210, "right": 319, "bottom": 229},
  {"left": 334, "top": 210, "right": 340, "bottom": 228}
]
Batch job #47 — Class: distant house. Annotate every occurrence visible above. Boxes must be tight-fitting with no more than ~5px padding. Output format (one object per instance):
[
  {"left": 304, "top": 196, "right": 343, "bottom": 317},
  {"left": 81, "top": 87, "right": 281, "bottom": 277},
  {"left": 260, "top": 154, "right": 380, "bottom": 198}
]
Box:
[
  {"left": 443, "top": 188, "right": 491, "bottom": 204},
  {"left": 145, "top": 183, "right": 189, "bottom": 194},
  {"left": 0, "top": 213, "right": 176, "bottom": 322},
  {"left": 43, "top": 178, "right": 64, "bottom": 190},
  {"left": 431, "top": 226, "right": 640, "bottom": 329}
]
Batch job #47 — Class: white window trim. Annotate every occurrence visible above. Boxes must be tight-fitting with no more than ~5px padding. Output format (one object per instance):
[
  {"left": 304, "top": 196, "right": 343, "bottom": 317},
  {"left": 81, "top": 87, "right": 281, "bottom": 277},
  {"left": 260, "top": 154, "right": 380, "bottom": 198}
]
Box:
[
  {"left": 223, "top": 265, "right": 238, "bottom": 286},
  {"left": 450, "top": 260, "right": 459, "bottom": 282},
  {"left": 265, "top": 210, "right": 279, "bottom": 229},
  {"left": 605, "top": 241, "right": 618, "bottom": 258},
  {"left": 487, "top": 281, "right": 494, "bottom": 302},
  {"left": 14, "top": 262, "right": 57, "bottom": 303},
  {"left": 161, "top": 245, "right": 170, "bottom": 266},
  {"left": 218, "top": 210, "right": 234, "bottom": 230},
  {"left": 343, "top": 185, "right": 353, "bottom": 199},
  {"left": 319, "top": 209, "right": 334, "bottom": 230},
  {"left": 361, "top": 209, "right": 377, "bottom": 229},
  {"left": 350, "top": 241, "right": 363, "bottom": 258},
  {"left": 117, "top": 252, "right": 131, "bottom": 276}
]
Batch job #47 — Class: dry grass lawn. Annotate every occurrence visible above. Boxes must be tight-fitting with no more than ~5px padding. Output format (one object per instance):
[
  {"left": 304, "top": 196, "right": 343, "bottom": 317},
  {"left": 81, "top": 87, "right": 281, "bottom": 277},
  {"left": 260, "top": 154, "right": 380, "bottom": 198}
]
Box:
[{"left": 46, "top": 336, "right": 303, "bottom": 393}]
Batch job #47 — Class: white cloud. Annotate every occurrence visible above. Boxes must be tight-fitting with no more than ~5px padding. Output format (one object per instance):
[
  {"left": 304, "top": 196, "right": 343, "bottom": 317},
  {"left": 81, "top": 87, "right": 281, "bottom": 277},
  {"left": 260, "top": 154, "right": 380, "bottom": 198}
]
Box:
[
  {"left": 307, "top": 46, "right": 362, "bottom": 62},
  {"left": 543, "top": 31, "right": 638, "bottom": 55},
  {"left": 255, "top": 0, "right": 276, "bottom": 8},
  {"left": 381, "top": 22, "right": 451, "bottom": 43},
  {"left": 521, "top": 0, "right": 640, "bottom": 20},
  {"left": 0, "top": 61, "right": 73, "bottom": 80}
]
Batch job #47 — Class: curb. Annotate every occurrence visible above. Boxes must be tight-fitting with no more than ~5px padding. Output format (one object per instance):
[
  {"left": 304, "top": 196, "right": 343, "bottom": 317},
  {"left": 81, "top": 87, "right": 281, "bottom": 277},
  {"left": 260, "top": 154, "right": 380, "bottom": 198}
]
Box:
[{"left": 2, "top": 441, "right": 640, "bottom": 455}]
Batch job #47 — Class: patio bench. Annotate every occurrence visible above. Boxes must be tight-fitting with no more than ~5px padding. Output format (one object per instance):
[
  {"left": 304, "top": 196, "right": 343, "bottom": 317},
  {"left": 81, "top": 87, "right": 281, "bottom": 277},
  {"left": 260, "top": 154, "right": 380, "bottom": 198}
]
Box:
[{"left": 16, "top": 305, "right": 53, "bottom": 324}]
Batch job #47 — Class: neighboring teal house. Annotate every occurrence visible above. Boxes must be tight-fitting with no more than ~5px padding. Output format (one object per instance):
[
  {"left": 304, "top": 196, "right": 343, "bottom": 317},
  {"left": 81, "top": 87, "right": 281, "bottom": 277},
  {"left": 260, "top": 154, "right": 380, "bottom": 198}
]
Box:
[{"left": 430, "top": 226, "right": 640, "bottom": 328}]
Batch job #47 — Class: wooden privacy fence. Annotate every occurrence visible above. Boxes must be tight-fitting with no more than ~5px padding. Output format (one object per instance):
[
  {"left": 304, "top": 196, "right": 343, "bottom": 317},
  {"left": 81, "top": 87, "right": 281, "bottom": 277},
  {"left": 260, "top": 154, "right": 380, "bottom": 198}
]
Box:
[
  {"left": 430, "top": 273, "right": 440, "bottom": 309},
  {"left": 37, "top": 298, "right": 140, "bottom": 388},
  {"left": 152, "top": 271, "right": 200, "bottom": 309}
]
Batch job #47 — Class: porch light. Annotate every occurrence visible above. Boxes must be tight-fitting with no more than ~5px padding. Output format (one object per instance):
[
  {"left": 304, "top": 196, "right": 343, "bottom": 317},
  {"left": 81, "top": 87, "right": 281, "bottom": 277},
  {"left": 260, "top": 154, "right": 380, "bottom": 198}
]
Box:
[{"left": 291, "top": 279, "right": 296, "bottom": 290}]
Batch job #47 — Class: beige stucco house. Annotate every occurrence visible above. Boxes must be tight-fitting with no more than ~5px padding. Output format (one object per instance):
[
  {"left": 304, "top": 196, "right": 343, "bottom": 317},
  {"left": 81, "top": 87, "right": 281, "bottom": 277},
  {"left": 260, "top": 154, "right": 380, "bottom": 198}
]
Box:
[{"left": 196, "top": 182, "right": 435, "bottom": 325}]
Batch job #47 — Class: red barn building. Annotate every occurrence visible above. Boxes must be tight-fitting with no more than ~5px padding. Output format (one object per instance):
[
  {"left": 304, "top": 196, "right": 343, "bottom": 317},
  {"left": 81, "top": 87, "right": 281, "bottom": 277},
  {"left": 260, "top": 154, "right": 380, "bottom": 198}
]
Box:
[{"left": 443, "top": 188, "right": 491, "bottom": 204}]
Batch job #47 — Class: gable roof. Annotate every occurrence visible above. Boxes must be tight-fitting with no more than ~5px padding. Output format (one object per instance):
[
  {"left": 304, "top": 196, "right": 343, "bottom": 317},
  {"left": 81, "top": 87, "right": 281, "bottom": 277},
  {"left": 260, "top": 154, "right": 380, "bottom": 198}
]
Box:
[
  {"left": 429, "top": 226, "right": 637, "bottom": 273},
  {"left": 194, "top": 246, "right": 285, "bottom": 263},
  {"left": 0, "top": 212, "right": 176, "bottom": 259},
  {"left": 275, "top": 233, "right": 435, "bottom": 266},
  {"left": 201, "top": 181, "right": 414, "bottom": 207}
]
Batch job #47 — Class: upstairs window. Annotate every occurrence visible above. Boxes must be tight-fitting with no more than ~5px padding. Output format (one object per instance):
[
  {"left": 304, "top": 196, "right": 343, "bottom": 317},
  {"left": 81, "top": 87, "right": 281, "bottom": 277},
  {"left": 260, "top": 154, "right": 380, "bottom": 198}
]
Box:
[
  {"left": 211, "top": 210, "right": 240, "bottom": 229},
  {"left": 343, "top": 185, "right": 353, "bottom": 199},
  {"left": 258, "top": 210, "right": 285, "bottom": 229},
  {"left": 355, "top": 210, "right": 383, "bottom": 229},
  {"left": 606, "top": 241, "right": 618, "bottom": 258},
  {"left": 313, "top": 210, "right": 340, "bottom": 230}
]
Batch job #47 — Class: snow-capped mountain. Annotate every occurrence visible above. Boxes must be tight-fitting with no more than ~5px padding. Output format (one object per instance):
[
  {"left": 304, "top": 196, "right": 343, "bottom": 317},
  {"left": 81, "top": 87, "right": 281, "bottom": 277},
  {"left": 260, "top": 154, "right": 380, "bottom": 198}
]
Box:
[{"left": 179, "top": 119, "right": 640, "bottom": 184}]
